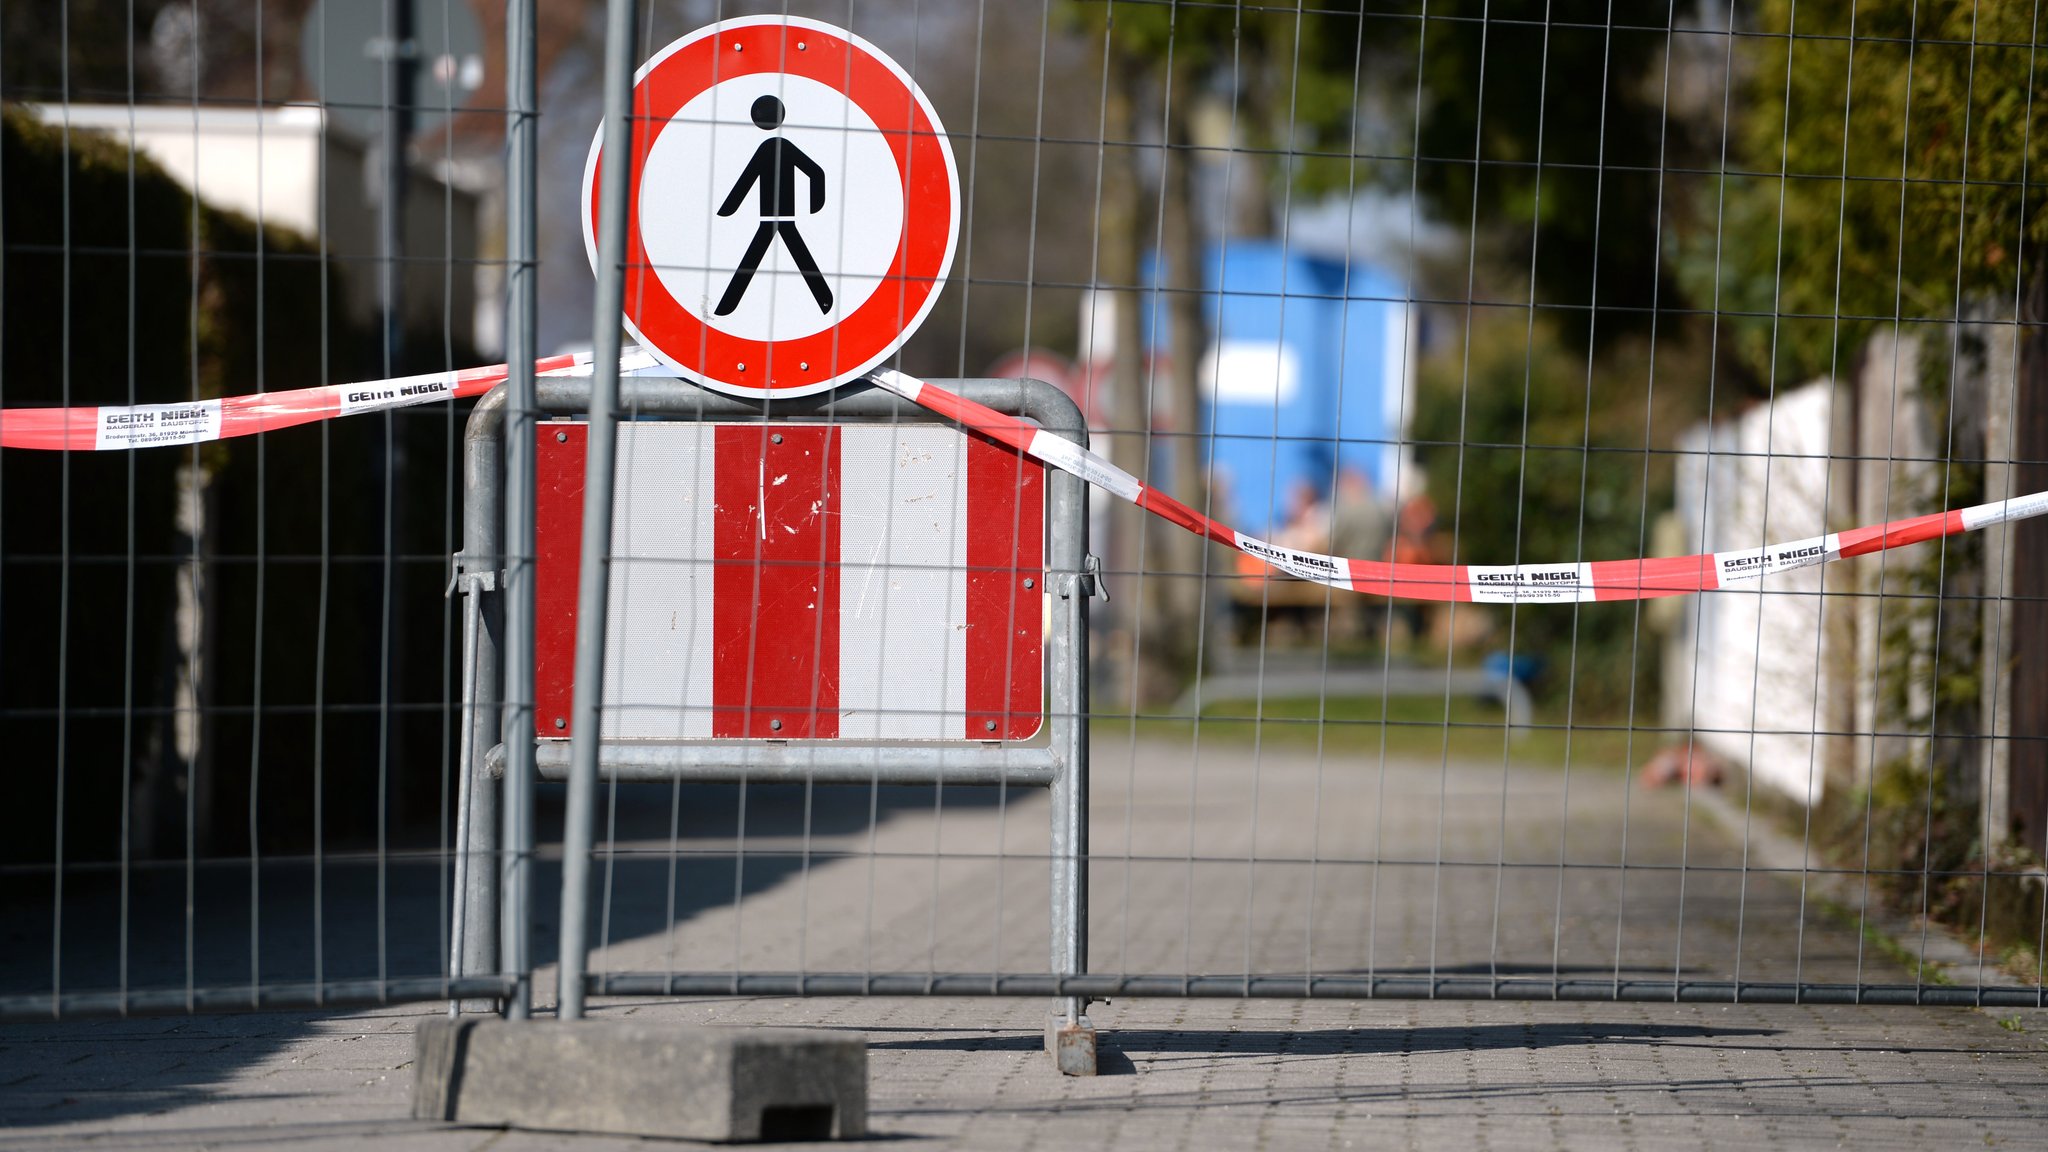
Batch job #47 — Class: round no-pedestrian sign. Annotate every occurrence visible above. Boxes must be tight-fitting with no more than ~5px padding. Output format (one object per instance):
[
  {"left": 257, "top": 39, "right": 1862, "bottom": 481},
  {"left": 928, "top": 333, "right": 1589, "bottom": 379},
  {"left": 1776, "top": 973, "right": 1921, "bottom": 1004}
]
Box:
[{"left": 583, "top": 16, "right": 960, "bottom": 399}]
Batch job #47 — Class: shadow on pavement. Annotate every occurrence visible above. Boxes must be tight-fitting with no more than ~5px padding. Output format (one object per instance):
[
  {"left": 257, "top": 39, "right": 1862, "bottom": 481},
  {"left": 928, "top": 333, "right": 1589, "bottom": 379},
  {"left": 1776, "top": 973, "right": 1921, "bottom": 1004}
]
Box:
[
  {"left": 867, "top": 1021, "right": 1781, "bottom": 1061},
  {"left": 0, "top": 781, "right": 1001, "bottom": 993},
  {"left": 0, "top": 780, "right": 997, "bottom": 1127}
]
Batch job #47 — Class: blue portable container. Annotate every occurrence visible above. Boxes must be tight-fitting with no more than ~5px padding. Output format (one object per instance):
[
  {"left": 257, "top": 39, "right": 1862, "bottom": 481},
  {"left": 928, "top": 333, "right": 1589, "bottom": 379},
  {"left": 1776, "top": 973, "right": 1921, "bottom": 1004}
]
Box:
[
  {"left": 1322, "top": 258, "right": 1413, "bottom": 499},
  {"left": 1144, "top": 241, "right": 1413, "bottom": 538}
]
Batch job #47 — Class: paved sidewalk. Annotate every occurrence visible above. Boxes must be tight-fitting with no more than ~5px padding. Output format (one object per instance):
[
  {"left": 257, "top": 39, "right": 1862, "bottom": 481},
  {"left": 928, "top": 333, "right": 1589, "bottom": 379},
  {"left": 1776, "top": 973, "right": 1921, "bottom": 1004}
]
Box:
[
  {"left": 576, "top": 738, "right": 1952, "bottom": 987},
  {"left": 3, "top": 996, "right": 2045, "bottom": 1149},
  {"left": 5, "top": 739, "right": 2046, "bottom": 1149}
]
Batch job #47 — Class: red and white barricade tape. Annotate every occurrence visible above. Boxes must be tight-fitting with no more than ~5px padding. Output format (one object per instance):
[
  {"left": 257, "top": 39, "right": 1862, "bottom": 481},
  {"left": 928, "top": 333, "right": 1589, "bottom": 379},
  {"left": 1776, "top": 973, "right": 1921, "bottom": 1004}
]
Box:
[
  {"left": 0, "top": 349, "right": 664, "bottom": 452},
  {"left": 4, "top": 352, "right": 2043, "bottom": 603},
  {"left": 866, "top": 368, "right": 2048, "bottom": 604}
]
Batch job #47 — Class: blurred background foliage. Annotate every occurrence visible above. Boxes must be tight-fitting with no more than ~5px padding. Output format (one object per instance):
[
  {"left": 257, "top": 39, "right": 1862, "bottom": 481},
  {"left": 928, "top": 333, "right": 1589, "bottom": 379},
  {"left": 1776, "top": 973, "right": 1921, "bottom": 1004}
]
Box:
[{"left": 1681, "top": 0, "right": 2048, "bottom": 392}]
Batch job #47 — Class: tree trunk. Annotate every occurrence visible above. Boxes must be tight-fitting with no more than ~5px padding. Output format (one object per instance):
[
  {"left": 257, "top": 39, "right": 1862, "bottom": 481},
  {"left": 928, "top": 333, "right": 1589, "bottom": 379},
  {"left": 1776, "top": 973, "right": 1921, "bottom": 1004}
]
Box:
[
  {"left": 1160, "top": 55, "right": 1212, "bottom": 666},
  {"left": 2007, "top": 257, "right": 2048, "bottom": 855},
  {"left": 1099, "top": 53, "right": 1177, "bottom": 706}
]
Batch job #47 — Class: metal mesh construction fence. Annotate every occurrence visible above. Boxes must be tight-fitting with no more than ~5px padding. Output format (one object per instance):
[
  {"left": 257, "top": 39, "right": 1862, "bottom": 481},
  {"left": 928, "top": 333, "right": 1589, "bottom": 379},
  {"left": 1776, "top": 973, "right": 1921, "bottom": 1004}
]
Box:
[{"left": 3, "top": 0, "right": 2045, "bottom": 1028}]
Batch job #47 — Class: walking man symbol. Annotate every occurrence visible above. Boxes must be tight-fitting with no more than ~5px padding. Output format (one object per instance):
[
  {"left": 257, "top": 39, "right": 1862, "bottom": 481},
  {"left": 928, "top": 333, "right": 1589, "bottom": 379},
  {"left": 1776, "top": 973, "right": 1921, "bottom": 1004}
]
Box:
[{"left": 714, "top": 96, "right": 834, "bottom": 316}]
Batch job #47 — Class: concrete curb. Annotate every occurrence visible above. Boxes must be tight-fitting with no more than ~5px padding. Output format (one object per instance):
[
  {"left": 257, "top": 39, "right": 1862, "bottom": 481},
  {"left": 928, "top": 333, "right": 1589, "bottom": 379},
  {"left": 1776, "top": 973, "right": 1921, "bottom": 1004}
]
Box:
[{"left": 1686, "top": 780, "right": 2031, "bottom": 994}]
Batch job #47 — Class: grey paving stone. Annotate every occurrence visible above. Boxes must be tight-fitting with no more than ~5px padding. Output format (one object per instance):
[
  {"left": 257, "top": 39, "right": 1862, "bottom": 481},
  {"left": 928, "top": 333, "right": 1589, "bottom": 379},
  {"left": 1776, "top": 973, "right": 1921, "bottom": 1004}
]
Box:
[{"left": 4, "top": 741, "right": 2046, "bottom": 1149}]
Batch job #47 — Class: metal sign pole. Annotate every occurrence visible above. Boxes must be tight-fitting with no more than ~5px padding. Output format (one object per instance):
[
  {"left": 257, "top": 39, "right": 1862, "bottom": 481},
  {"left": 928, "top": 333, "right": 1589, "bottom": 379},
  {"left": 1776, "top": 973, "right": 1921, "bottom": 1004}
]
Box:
[
  {"left": 556, "top": 0, "right": 638, "bottom": 1021},
  {"left": 499, "top": 0, "right": 540, "bottom": 1023},
  {"left": 379, "top": 0, "right": 413, "bottom": 366}
]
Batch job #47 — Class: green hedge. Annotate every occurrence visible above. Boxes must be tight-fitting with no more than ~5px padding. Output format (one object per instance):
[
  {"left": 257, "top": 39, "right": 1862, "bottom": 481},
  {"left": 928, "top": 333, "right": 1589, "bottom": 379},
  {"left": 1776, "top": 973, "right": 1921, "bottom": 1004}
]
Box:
[{"left": 3, "top": 106, "right": 477, "bottom": 866}]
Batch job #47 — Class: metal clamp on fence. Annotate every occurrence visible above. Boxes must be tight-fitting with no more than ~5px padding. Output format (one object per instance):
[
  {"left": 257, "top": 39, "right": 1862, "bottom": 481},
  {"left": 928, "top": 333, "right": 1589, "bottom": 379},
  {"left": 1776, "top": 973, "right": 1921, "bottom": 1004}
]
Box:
[{"left": 1067, "top": 552, "right": 1110, "bottom": 603}]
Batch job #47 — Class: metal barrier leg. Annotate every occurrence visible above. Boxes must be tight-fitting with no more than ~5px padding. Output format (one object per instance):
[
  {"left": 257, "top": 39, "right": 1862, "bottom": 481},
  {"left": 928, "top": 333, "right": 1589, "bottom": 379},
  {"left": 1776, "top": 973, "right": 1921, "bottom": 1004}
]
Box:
[
  {"left": 1047, "top": 446, "right": 1096, "bottom": 1075},
  {"left": 451, "top": 565, "right": 499, "bottom": 1009},
  {"left": 454, "top": 352, "right": 512, "bottom": 1007},
  {"left": 454, "top": 377, "right": 510, "bottom": 1007}
]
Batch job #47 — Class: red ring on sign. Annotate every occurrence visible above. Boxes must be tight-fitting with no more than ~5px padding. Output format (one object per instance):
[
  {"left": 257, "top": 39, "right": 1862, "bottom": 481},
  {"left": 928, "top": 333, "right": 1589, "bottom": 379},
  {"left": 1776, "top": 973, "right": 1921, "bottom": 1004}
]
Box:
[{"left": 586, "top": 19, "right": 957, "bottom": 397}]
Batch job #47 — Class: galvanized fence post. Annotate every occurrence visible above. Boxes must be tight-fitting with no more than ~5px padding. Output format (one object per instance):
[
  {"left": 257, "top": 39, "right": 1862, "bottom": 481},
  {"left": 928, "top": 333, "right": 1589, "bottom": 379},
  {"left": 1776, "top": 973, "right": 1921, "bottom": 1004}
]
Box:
[
  {"left": 556, "top": 0, "right": 638, "bottom": 1022},
  {"left": 498, "top": 0, "right": 541, "bottom": 1022},
  {"left": 1047, "top": 419, "right": 1092, "bottom": 1029}
]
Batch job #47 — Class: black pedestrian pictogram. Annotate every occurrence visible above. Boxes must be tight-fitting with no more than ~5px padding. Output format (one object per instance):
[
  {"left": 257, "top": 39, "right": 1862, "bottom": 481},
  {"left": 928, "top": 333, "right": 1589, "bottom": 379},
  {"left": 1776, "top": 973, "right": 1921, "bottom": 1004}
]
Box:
[{"left": 714, "top": 96, "right": 834, "bottom": 316}]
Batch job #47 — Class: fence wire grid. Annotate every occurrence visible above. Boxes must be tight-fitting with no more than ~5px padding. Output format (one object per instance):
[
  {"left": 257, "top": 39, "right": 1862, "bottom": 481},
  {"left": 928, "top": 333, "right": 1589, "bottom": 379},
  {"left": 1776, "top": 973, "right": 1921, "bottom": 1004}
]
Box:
[{"left": 3, "top": 0, "right": 2047, "bottom": 1024}]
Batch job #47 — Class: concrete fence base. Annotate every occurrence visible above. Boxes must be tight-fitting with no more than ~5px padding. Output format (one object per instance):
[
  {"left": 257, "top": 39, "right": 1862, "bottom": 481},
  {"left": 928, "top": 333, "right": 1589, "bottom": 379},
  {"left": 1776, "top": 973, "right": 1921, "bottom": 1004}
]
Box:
[
  {"left": 413, "top": 1018, "right": 866, "bottom": 1142},
  {"left": 1046, "top": 1012, "right": 1099, "bottom": 1076}
]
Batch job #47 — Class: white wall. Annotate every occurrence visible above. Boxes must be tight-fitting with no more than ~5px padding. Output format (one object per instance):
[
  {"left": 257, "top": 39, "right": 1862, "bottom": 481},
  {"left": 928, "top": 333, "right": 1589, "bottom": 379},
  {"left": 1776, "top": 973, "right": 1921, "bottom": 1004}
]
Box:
[
  {"left": 1669, "top": 380, "right": 1841, "bottom": 806},
  {"left": 42, "top": 104, "right": 328, "bottom": 235},
  {"left": 30, "top": 104, "right": 477, "bottom": 350}
]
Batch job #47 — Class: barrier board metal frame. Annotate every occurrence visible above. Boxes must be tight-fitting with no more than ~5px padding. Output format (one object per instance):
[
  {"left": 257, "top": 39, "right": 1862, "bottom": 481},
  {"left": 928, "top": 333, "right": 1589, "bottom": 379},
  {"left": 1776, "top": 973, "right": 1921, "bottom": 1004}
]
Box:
[{"left": 452, "top": 375, "right": 1093, "bottom": 1034}]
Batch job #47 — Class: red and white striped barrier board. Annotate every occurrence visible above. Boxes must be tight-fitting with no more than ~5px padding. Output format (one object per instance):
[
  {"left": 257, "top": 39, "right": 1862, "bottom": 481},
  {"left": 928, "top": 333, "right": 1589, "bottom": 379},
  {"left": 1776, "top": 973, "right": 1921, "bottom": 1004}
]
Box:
[
  {"left": 533, "top": 419, "right": 1044, "bottom": 740},
  {"left": 5, "top": 352, "right": 2046, "bottom": 606}
]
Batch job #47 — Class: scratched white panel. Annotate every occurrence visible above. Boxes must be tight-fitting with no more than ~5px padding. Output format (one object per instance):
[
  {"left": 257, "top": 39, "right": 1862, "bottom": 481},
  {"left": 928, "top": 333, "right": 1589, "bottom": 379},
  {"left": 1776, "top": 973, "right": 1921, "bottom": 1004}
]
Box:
[
  {"left": 603, "top": 423, "right": 719, "bottom": 739},
  {"left": 837, "top": 424, "right": 969, "bottom": 738}
]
